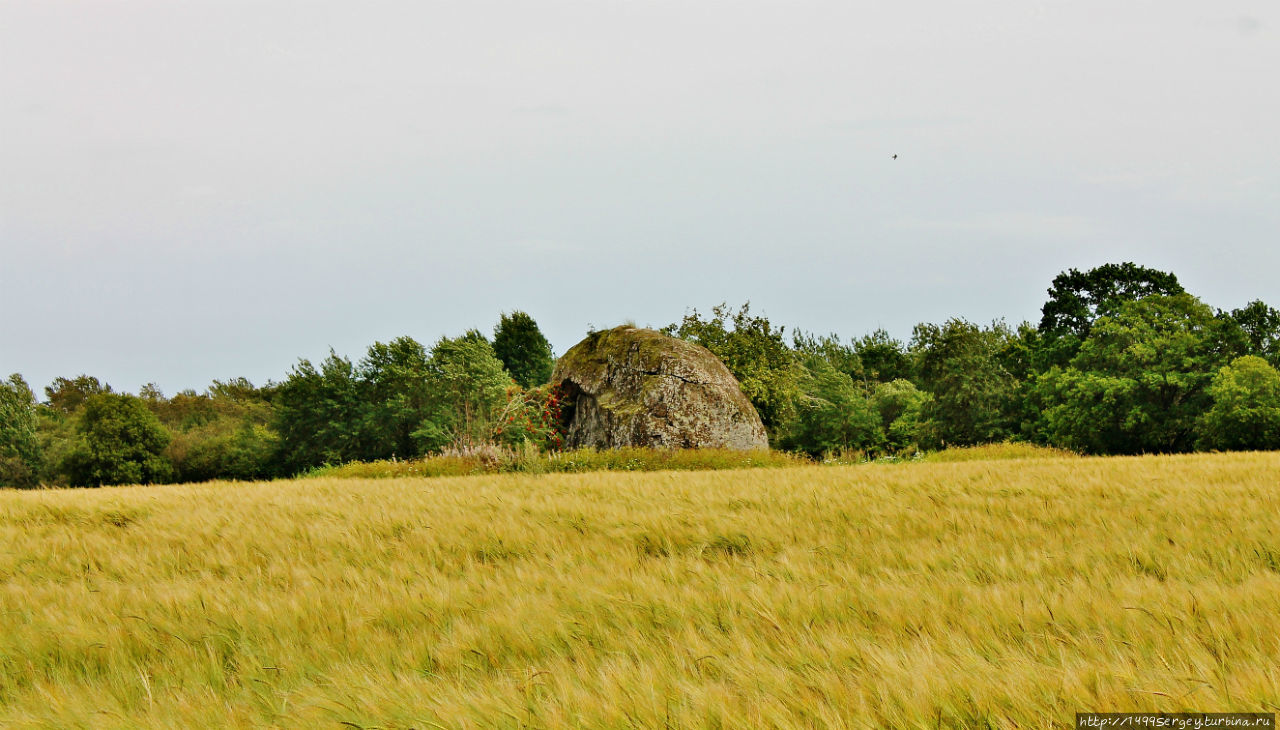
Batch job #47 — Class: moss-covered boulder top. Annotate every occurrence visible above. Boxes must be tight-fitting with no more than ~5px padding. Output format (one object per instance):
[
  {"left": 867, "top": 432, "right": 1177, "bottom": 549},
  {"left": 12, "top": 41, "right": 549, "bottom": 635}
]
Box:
[{"left": 551, "top": 326, "right": 768, "bottom": 451}]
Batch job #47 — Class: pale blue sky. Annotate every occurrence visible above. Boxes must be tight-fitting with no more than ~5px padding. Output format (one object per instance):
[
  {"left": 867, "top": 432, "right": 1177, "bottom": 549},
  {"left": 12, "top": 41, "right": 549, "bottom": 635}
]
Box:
[{"left": 2, "top": 0, "right": 1277, "bottom": 395}]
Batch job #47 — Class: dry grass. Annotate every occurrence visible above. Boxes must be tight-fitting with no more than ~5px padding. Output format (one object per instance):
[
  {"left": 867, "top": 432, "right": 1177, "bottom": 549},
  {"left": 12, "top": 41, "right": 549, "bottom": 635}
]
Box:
[
  {"left": 920, "top": 442, "right": 1079, "bottom": 463},
  {"left": 2, "top": 452, "right": 1279, "bottom": 728},
  {"left": 309, "top": 446, "right": 805, "bottom": 479}
]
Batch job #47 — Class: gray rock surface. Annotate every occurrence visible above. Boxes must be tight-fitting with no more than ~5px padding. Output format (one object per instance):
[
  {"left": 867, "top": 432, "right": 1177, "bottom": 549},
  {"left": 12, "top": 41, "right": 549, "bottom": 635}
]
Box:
[{"left": 551, "top": 326, "right": 768, "bottom": 450}]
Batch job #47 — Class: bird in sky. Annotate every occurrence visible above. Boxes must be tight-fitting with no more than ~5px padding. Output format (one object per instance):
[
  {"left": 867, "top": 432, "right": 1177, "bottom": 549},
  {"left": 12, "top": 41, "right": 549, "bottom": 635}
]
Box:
[{"left": 892, "top": 154, "right": 898, "bottom": 160}]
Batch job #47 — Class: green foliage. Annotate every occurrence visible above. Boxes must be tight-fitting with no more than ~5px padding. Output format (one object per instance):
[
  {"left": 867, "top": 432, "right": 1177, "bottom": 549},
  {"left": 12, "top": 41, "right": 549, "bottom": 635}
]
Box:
[
  {"left": 663, "top": 303, "right": 802, "bottom": 437},
  {"left": 1033, "top": 294, "right": 1226, "bottom": 454},
  {"left": 66, "top": 393, "right": 173, "bottom": 486},
  {"left": 208, "top": 377, "right": 269, "bottom": 403},
  {"left": 1226, "top": 300, "right": 1280, "bottom": 367},
  {"left": 415, "top": 334, "right": 515, "bottom": 451},
  {"left": 147, "top": 388, "right": 219, "bottom": 431},
  {"left": 44, "top": 374, "right": 112, "bottom": 414},
  {"left": 0, "top": 374, "right": 42, "bottom": 487},
  {"left": 152, "top": 379, "right": 279, "bottom": 483},
  {"left": 871, "top": 379, "right": 931, "bottom": 452},
  {"left": 996, "top": 322, "right": 1044, "bottom": 381},
  {"left": 911, "top": 319, "right": 1019, "bottom": 448},
  {"left": 1039, "top": 262, "right": 1184, "bottom": 338},
  {"left": 1196, "top": 356, "right": 1280, "bottom": 451},
  {"left": 492, "top": 311, "right": 555, "bottom": 388},
  {"left": 168, "top": 422, "right": 278, "bottom": 482},
  {"left": 854, "top": 329, "right": 912, "bottom": 383},
  {"left": 491, "top": 384, "right": 566, "bottom": 451},
  {"left": 33, "top": 407, "right": 76, "bottom": 486},
  {"left": 792, "top": 331, "right": 863, "bottom": 382},
  {"left": 274, "top": 351, "right": 366, "bottom": 473},
  {"left": 1037, "top": 263, "right": 1184, "bottom": 368},
  {"left": 782, "top": 357, "right": 879, "bottom": 456},
  {"left": 358, "top": 336, "right": 433, "bottom": 460}
]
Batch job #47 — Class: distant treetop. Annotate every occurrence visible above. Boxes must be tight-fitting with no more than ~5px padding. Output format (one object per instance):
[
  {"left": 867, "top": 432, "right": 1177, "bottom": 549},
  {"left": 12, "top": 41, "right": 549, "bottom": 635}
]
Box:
[
  {"left": 1038, "top": 262, "right": 1184, "bottom": 339},
  {"left": 493, "top": 311, "right": 554, "bottom": 388}
]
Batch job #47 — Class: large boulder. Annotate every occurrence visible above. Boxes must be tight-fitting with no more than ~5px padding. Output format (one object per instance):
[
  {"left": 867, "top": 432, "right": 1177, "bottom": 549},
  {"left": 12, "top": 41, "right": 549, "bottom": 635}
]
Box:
[{"left": 551, "top": 326, "right": 768, "bottom": 450}]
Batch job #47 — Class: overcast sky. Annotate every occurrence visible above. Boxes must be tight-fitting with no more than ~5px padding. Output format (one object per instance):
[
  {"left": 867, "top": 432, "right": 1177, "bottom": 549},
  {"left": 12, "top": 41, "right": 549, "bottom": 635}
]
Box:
[{"left": 2, "top": 0, "right": 1277, "bottom": 396}]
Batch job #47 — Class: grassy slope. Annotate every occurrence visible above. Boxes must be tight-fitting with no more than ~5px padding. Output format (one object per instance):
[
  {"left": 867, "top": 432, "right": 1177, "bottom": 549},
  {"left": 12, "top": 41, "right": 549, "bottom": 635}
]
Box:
[{"left": 2, "top": 452, "right": 1279, "bottom": 728}]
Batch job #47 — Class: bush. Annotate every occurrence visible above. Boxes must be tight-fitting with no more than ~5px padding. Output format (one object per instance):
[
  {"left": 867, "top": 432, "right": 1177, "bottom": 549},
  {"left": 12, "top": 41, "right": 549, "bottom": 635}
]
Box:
[
  {"left": 168, "top": 422, "right": 279, "bottom": 482},
  {"left": 491, "top": 384, "right": 566, "bottom": 451}
]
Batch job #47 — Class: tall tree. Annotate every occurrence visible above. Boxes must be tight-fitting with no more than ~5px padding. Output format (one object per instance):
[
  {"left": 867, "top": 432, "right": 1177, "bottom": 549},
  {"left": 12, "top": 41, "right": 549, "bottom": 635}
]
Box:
[
  {"left": 1227, "top": 300, "right": 1280, "bottom": 367},
  {"left": 1039, "top": 262, "right": 1184, "bottom": 337},
  {"left": 1033, "top": 294, "right": 1227, "bottom": 454},
  {"left": 415, "top": 334, "right": 515, "bottom": 451},
  {"left": 911, "top": 319, "right": 1019, "bottom": 447},
  {"left": 44, "top": 375, "right": 112, "bottom": 414},
  {"left": 67, "top": 393, "right": 173, "bottom": 486},
  {"left": 0, "top": 374, "right": 42, "bottom": 487},
  {"left": 273, "top": 351, "right": 366, "bottom": 473},
  {"left": 358, "top": 336, "right": 432, "bottom": 459},
  {"left": 1037, "top": 263, "right": 1184, "bottom": 368},
  {"left": 781, "top": 356, "right": 879, "bottom": 456},
  {"left": 492, "top": 311, "right": 555, "bottom": 388}
]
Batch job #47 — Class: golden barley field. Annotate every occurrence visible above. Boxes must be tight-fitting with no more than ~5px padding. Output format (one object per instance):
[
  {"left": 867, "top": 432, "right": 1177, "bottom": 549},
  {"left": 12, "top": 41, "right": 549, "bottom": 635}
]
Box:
[{"left": 2, "top": 451, "right": 1279, "bottom": 729}]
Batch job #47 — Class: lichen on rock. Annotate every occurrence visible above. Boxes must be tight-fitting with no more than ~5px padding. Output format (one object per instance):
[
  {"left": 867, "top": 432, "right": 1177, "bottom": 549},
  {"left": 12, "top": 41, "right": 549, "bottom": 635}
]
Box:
[{"left": 551, "top": 326, "right": 768, "bottom": 450}]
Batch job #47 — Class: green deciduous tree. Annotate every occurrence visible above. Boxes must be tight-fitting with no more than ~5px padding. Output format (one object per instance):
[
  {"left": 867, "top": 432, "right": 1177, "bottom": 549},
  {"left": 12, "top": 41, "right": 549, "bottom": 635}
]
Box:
[
  {"left": 1039, "top": 262, "right": 1184, "bottom": 338},
  {"left": 781, "top": 358, "right": 880, "bottom": 456},
  {"left": 0, "top": 374, "right": 42, "bottom": 487},
  {"left": 854, "top": 329, "right": 912, "bottom": 384},
  {"left": 1226, "top": 300, "right": 1280, "bottom": 367},
  {"left": 911, "top": 319, "right": 1019, "bottom": 447},
  {"left": 415, "top": 334, "right": 515, "bottom": 451},
  {"left": 1033, "top": 294, "right": 1227, "bottom": 454},
  {"left": 792, "top": 331, "right": 863, "bottom": 383},
  {"left": 1037, "top": 263, "right": 1184, "bottom": 367},
  {"left": 493, "top": 311, "right": 555, "bottom": 388},
  {"left": 358, "top": 336, "right": 432, "bottom": 459},
  {"left": 1196, "top": 356, "right": 1280, "bottom": 451},
  {"left": 67, "top": 393, "right": 173, "bottom": 486},
  {"left": 274, "top": 351, "right": 365, "bottom": 473},
  {"left": 871, "top": 379, "right": 931, "bottom": 452},
  {"left": 44, "top": 375, "right": 112, "bottom": 414}
]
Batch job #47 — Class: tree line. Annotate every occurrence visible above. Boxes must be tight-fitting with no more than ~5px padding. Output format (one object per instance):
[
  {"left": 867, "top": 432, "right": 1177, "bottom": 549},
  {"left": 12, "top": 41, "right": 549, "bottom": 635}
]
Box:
[
  {"left": 668, "top": 263, "right": 1280, "bottom": 457},
  {"left": 3, "top": 264, "right": 1279, "bottom": 487}
]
